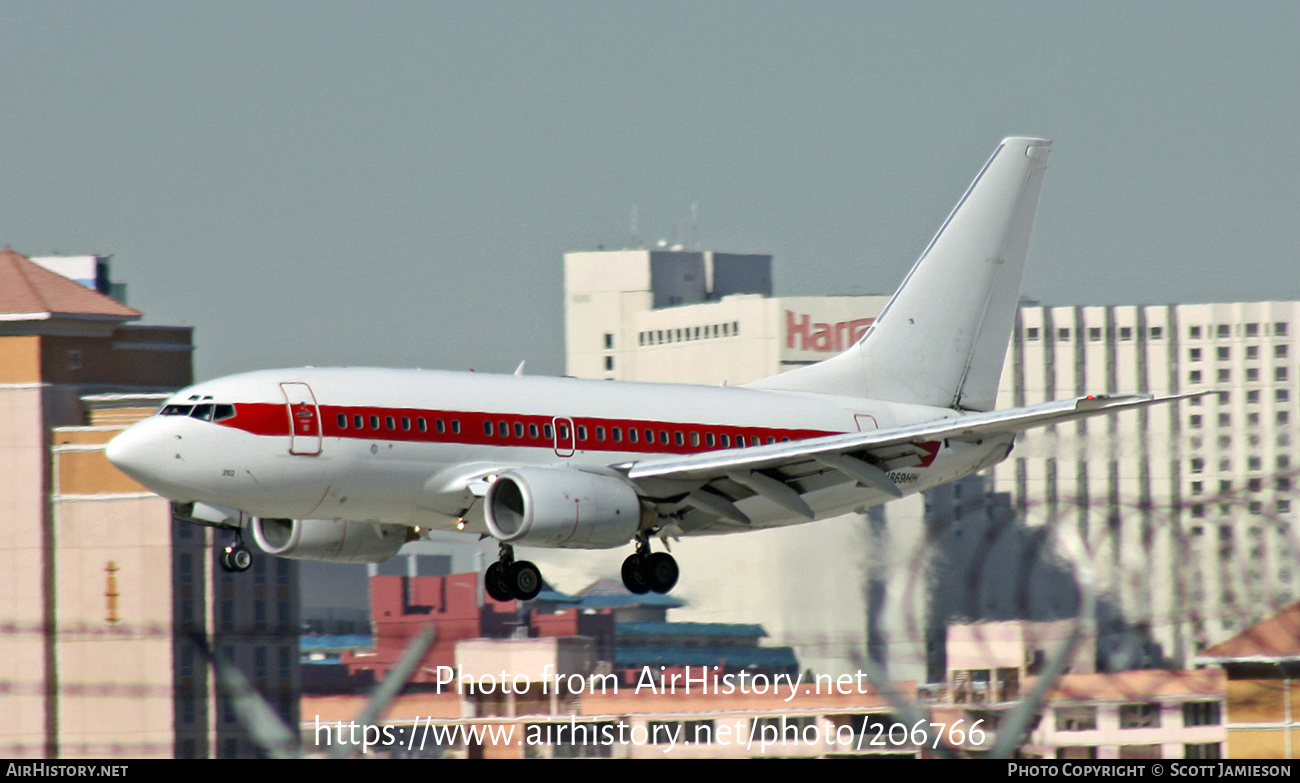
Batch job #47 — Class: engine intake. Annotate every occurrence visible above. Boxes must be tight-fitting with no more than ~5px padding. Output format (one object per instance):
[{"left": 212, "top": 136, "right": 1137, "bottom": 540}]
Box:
[
  {"left": 484, "top": 467, "right": 646, "bottom": 549},
  {"left": 251, "top": 517, "right": 409, "bottom": 563}
]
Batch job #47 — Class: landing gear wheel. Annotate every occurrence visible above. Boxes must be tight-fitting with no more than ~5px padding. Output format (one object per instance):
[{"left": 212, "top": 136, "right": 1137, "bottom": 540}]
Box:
[
  {"left": 621, "top": 554, "right": 650, "bottom": 594},
  {"left": 220, "top": 545, "right": 252, "bottom": 573},
  {"left": 643, "top": 552, "right": 679, "bottom": 594},
  {"left": 507, "top": 560, "right": 542, "bottom": 601},
  {"left": 485, "top": 561, "right": 513, "bottom": 602}
]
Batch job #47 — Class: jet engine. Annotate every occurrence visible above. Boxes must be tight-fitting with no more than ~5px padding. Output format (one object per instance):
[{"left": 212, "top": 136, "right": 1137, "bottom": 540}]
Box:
[
  {"left": 484, "top": 467, "right": 649, "bottom": 549},
  {"left": 251, "top": 517, "right": 410, "bottom": 563}
]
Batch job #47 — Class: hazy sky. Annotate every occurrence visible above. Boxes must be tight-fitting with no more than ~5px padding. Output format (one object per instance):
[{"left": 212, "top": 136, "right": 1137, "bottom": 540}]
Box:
[{"left": 3, "top": 2, "right": 1297, "bottom": 381}]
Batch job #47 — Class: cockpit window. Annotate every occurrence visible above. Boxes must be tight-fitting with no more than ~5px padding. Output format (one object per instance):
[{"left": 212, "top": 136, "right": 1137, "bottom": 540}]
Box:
[{"left": 158, "top": 403, "right": 236, "bottom": 421}]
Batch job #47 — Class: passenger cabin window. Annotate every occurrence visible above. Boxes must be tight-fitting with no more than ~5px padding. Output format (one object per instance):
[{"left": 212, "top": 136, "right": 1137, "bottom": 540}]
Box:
[
  {"left": 337, "top": 414, "right": 348, "bottom": 429},
  {"left": 386, "top": 416, "right": 396, "bottom": 430},
  {"left": 544, "top": 423, "right": 553, "bottom": 439},
  {"left": 484, "top": 422, "right": 493, "bottom": 436},
  {"left": 370, "top": 415, "right": 380, "bottom": 430},
  {"left": 418, "top": 418, "right": 427, "bottom": 432},
  {"left": 402, "top": 417, "right": 411, "bottom": 431},
  {"left": 435, "top": 419, "right": 445, "bottom": 433},
  {"left": 498, "top": 421, "right": 508, "bottom": 437},
  {"left": 451, "top": 420, "right": 461, "bottom": 434},
  {"left": 596, "top": 426, "right": 606, "bottom": 441},
  {"left": 514, "top": 422, "right": 524, "bottom": 438},
  {"left": 529, "top": 423, "right": 538, "bottom": 438},
  {"left": 577, "top": 425, "right": 588, "bottom": 440}
]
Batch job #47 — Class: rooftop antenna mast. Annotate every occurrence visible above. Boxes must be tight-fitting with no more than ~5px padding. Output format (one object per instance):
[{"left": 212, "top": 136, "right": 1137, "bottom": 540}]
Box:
[
  {"left": 689, "top": 202, "right": 699, "bottom": 250},
  {"left": 629, "top": 205, "right": 639, "bottom": 249}
]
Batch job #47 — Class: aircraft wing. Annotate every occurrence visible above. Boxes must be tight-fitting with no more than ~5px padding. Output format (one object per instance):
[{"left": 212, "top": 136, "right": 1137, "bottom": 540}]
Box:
[{"left": 618, "top": 393, "right": 1197, "bottom": 524}]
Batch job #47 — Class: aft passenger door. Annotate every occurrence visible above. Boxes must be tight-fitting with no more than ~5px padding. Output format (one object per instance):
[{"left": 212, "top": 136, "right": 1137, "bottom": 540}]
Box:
[{"left": 281, "top": 382, "right": 322, "bottom": 456}]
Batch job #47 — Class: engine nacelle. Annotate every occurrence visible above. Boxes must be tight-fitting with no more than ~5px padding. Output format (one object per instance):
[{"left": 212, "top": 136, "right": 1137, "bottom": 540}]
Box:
[
  {"left": 251, "top": 518, "right": 410, "bottom": 563},
  {"left": 484, "top": 467, "right": 646, "bottom": 549}
]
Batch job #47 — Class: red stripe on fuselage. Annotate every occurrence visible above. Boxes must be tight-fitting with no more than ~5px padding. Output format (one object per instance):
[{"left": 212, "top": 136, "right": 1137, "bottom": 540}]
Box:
[{"left": 212, "top": 401, "right": 941, "bottom": 465}]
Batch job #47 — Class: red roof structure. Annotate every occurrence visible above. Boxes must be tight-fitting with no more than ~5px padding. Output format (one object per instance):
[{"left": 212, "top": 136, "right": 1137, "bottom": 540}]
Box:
[
  {"left": 0, "top": 247, "right": 140, "bottom": 320},
  {"left": 1199, "top": 602, "right": 1300, "bottom": 661}
]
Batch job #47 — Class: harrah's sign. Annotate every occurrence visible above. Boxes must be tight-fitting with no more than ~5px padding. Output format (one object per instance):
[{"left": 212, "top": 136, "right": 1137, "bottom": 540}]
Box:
[{"left": 786, "top": 311, "right": 875, "bottom": 353}]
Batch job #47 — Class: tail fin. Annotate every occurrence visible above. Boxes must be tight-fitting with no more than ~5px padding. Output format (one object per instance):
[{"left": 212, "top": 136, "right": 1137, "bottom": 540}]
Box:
[{"left": 748, "top": 137, "right": 1051, "bottom": 411}]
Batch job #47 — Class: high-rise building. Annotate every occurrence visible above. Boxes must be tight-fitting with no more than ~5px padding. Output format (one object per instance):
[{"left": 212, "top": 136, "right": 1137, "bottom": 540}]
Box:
[
  {"left": 0, "top": 248, "right": 299, "bottom": 758},
  {"left": 562, "top": 248, "right": 1299, "bottom": 683}
]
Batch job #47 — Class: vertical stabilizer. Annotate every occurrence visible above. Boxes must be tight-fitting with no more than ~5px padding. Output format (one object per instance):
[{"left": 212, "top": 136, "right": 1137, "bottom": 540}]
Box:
[{"left": 748, "top": 137, "right": 1050, "bottom": 410}]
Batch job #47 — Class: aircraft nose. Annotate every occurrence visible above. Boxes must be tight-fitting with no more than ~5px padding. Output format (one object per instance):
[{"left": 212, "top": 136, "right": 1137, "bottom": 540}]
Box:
[
  {"left": 106, "top": 423, "right": 152, "bottom": 480},
  {"left": 106, "top": 419, "right": 178, "bottom": 493}
]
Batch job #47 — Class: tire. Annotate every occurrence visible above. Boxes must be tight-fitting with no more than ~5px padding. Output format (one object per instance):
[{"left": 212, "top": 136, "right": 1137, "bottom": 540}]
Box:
[
  {"left": 507, "top": 560, "right": 543, "bottom": 601},
  {"left": 621, "top": 554, "right": 650, "bottom": 594},
  {"left": 229, "top": 547, "right": 253, "bottom": 572},
  {"left": 644, "top": 552, "right": 679, "bottom": 594},
  {"left": 485, "top": 562, "right": 513, "bottom": 602}
]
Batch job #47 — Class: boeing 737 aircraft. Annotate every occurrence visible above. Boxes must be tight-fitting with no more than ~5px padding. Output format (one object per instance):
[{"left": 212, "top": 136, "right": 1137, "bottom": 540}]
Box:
[{"left": 107, "top": 137, "right": 1191, "bottom": 602}]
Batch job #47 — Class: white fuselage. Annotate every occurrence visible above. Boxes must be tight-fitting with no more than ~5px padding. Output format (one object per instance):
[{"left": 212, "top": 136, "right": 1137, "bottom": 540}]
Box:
[{"left": 107, "top": 366, "right": 1011, "bottom": 542}]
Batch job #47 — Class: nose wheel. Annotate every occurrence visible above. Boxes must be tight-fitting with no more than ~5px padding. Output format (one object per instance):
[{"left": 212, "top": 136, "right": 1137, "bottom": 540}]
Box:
[
  {"left": 220, "top": 532, "right": 253, "bottom": 573},
  {"left": 484, "top": 544, "right": 543, "bottom": 602},
  {"left": 621, "top": 536, "right": 678, "bottom": 594}
]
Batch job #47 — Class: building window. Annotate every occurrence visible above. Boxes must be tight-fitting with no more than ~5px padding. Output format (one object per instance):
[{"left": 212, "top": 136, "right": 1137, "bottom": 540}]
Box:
[
  {"left": 1276, "top": 366, "right": 1288, "bottom": 381},
  {"left": 604, "top": 356, "right": 614, "bottom": 371},
  {"left": 1150, "top": 326, "right": 1163, "bottom": 339},
  {"left": 1276, "top": 322, "right": 1289, "bottom": 336},
  {"left": 1120, "top": 745, "right": 1162, "bottom": 759},
  {"left": 1217, "top": 324, "right": 1230, "bottom": 338},
  {"left": 1189, "top": 370, "right": 1202, "bottom": 384},
  {"left": 1246, "top": 345, "right": 1258, "bottom": 360},
  {"left": 603, "top": 333, "right": 614, "bottom": 349},
  {"left": 1089, "top": 327, "right": 1102, "bottom": 341},
  {"left": 1190, "top": 415, "right": 1202, "bottom": 428},
  {"left": 1190, "top": 326, "right": 1201, "bottom": 339},
  {"left": 1119, "top": 326, "right": 1132, "bottom": 340},
  {"left": 1182, "top": 701, "right": 1220, "bottom": 727},
  {"left": 1026, "top": 327, "right": 1039, "bottom": 340},
  {"left": 1119, "top": 703, "right": 1161, "bottom": 729},
  {"left": 1189, "top": 348, "right": 1201, "bottom": 361},
  {"left": 1217, "top": 369, "right": 1230, "bottom": 383},
  {"left": 1276, "top": 344, "right": 1289, "bottom": 358},
  {"left": 1058, "top": 328, "right": 1070, "bottom": 341},
  {"left": 1055, "top": 706, "right": 1097, "bottom": 731},
  {"left": 1185, "top": 743, "right": 1221, "bottom": 760}
]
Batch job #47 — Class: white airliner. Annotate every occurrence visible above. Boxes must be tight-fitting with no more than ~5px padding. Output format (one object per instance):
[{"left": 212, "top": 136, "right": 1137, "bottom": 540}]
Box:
[{"left": 107, "top": 137, "right": 1190, "bottom": 602}]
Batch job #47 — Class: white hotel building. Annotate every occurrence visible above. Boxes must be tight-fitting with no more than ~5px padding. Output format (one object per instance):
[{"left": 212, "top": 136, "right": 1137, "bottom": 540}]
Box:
[{"left": 563, "top": 248, "right": 1299, "bottom": 681}]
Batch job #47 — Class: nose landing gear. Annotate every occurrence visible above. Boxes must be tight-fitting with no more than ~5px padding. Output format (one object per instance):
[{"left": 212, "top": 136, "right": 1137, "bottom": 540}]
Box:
[
  {"left": 484, "top": 543, "right": 543, "bottom": 602},
  {"left": 220, "top": 531, "right": 253, "bottom": 573},
  {"left": 621, "top": 535, "right": 678, "bottom": 595}
]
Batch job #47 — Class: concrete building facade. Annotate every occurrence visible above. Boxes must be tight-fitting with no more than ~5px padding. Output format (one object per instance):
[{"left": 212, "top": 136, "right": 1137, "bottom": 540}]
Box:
[
  {"left": 0, "top": 248, "right": 299, "bottom": 758},
  {"left": 561, "top": 247, "right": 1299, "bottom": 685}
]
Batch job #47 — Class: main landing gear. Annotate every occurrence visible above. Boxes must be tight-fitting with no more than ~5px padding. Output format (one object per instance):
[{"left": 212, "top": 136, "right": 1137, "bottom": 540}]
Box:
[
  {"left": 621, "top": 535, "right": 678, "bottom": 595},
  {"left": 484, "top": 543, "right": 543, "bottom": 602},
  {"left": 220, "top": 530, "right": 253, "bottom": 573}
]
